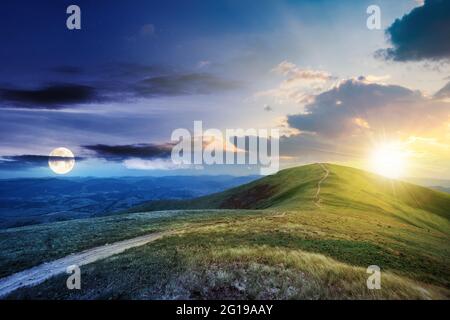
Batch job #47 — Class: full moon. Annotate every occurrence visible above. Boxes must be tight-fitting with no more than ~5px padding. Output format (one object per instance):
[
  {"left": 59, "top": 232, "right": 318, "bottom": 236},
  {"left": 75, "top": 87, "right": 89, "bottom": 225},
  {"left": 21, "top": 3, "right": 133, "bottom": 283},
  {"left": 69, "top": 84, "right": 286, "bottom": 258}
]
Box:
[{"left": 48, "top": 147, "right": 75, "bottom": 174}]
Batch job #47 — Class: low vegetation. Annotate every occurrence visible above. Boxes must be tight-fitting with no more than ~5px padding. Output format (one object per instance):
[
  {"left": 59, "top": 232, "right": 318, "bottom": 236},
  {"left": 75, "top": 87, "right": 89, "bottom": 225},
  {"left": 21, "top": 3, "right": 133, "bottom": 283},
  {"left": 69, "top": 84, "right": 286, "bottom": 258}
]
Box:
[{"left": 2, "top": 163, "right": 450, "bottom": 299}]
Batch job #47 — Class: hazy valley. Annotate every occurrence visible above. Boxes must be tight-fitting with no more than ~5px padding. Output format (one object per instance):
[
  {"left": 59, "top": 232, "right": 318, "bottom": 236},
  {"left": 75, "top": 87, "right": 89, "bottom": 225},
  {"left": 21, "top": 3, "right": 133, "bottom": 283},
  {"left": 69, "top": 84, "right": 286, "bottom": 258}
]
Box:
[{"left": 0, "top": 175, "right": 256, "bottom": 229}]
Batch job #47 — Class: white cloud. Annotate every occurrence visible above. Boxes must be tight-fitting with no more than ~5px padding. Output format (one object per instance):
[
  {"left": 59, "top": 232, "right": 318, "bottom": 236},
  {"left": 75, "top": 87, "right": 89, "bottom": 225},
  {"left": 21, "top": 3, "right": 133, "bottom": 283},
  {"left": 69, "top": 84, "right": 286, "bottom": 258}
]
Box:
[
  {"left": 360, "top": 74, "right": 391, "bottom": 84},
  {"left": 272, "top": 61, "right": 333, "bottom": 81},
  {"left": 123, "top": 158, "right": 186, "bottom": 170},
  {"left": 256, "top": 61, "right": 336, "bottom": 105},
  {"left": 197, "top": 60, "right": 211, "bottom": 69}
]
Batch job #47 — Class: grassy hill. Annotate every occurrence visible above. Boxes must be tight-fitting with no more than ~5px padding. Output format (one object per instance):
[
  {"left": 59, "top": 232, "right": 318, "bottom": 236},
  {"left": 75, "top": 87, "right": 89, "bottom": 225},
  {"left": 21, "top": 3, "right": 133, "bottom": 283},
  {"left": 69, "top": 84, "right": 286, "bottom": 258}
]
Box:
[
  {"left": 3, "top": 163, "right": 450, "bottom": 299},
  {"left": 128, "top": 163, "right": 450, "bottom": 228}
]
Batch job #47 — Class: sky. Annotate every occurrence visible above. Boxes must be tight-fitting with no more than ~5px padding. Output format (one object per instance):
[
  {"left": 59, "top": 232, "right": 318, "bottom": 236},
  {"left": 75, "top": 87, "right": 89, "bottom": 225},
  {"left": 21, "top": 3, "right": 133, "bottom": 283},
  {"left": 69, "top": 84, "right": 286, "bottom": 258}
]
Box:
[{"left": 0, "top": 0, "right": 449, "bottom": 179}]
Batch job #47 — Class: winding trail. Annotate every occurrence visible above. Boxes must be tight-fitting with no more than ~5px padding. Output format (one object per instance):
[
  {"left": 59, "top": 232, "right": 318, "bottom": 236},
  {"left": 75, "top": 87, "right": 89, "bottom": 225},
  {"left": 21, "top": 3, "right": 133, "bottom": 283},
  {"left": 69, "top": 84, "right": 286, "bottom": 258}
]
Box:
[
  {"left": 314, "top": 163, "right": 329, "bottom": 207},
  {"left": 0, "top": 231, "right": 168, "bottom": 298},
  {"left": 0, "top": 164, "right": 331, "bottom": 298}
]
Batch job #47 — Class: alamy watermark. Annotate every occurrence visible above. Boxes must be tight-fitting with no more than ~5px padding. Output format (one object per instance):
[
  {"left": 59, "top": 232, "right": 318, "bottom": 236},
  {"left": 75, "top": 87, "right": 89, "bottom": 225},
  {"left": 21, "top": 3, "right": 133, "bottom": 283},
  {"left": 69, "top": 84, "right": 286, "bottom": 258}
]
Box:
[
  {"left": 367, "top": 5, "right": 381, "bottom": 30},
  {"left": 66, "top": 264, "right": 81, "bottom": 290},
  {"left": 171, "top": 121, "right": 279, "bottom": 175},
  {"left": 65, "top": 4, "right": 379, "bottom": 31},
  {"left": 66, "top": 5, "right": 81, "bottom": 30},
  {"left": 366, "top": 265, "right": 381, "bottom": 290}
]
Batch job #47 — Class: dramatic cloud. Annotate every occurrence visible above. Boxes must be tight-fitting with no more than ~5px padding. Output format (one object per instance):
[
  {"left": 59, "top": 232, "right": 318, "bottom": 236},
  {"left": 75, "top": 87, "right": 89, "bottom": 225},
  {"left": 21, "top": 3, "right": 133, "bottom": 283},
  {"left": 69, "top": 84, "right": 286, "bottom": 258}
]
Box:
[
  {"left": 280, "top": 78, "right": 450, "bottom": 174},
  {"left": 0, "top": 65, "right": 241, "bottom": 109},
  {"left": 377, "top": 0, "right": 450, "bottom": 61},
  {"left": 83, "top": 143, "right": 174, "bottom": 161},
  {"left": 0, "top": 84, "right": 98, "bottom": 109},
  {"left": 287, "top": 78, "right": 449, "bottom": 139},
  {"left": 134, "top": 73, "right": 240, "bottom": 97}
]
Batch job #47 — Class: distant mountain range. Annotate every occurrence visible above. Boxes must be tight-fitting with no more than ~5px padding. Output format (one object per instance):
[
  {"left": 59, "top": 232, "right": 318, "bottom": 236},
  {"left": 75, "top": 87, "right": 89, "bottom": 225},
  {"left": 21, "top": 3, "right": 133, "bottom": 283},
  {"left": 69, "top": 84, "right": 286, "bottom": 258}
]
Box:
[
  {"left": 0, "top": 175, "right": 257, "bottom": 229},
  {"left": 431, "top": 186, "right": 450, "bottom": 193},
  {"left": 404, "top": 177, "right": 450, "bottom": 194}
]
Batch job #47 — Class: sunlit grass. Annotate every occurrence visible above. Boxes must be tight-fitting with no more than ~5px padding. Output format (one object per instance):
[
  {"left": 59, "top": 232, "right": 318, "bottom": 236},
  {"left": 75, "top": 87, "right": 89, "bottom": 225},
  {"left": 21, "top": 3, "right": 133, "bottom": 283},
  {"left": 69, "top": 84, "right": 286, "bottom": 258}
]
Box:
[{"left": 2, "top": 163, "right": 449, "bottom": 299}]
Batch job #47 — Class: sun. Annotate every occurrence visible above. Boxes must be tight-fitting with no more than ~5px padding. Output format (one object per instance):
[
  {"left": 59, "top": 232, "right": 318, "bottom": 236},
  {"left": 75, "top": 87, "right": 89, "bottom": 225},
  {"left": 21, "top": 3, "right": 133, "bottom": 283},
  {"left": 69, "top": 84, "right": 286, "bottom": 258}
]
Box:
[{"left": 370, "top": 142, "right": 408, "bottom": 179}]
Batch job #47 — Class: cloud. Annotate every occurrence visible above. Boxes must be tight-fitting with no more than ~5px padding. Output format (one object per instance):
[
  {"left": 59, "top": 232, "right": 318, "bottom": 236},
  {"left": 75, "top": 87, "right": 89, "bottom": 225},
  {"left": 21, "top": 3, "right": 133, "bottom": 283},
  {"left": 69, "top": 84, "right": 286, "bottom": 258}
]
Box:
[
  {"left": 434, "top": 81, "right": 450, "bottom": 99},
  {"left": 279, "top": 133, "right": 356, "bottom": 164},
  {"left": 0, "top": 143, "right": 175, "bottom": 171},
  {"left": 0, "top": 64, "right": 241, "bottom": 109},
  {"left": 134, "top": 73, "right": 241, "bottom": 97},
  {"left": 0, "top": 154, "right": 81, "bottom": 170},
  {"left": 83, "top": 143, "right": 174, "bottom": 161},
  {"left": 197, "top": 60, "right": 211, "bottom": 69},
  {"left": 123, "top": 158, "right": 185, "bottom": 170},
  {"left": 358, "top": 75, "right": 391, "bottom": 84},
  {"left": 0, "top": 84, "right": 98, "bottom": 109},
  {"left": 287, "top": 78, "right": 449, "bottom": 139},
  {"left": 256, "top": 61, "right": 335, "bottom": 105},
  {"left": 272, "top": 61, "right": 334, "bottom": 81},
  {"left": 279, "top": 78, "right": 450, "bottom": 173},
  {"left": 377, "top": 0, "right": 450, "bottom": 61},
  {"left": 0, "top": 155, "right": 50, "bottom": 169}
]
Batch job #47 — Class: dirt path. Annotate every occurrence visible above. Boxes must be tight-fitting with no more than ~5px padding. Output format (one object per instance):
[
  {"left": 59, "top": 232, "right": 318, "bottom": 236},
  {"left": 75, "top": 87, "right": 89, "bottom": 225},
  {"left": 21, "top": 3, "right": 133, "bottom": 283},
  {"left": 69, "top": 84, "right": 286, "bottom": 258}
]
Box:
[
  {"left": 272, "top": 211, "right": 286, "bottom": 218},
  {"left": 0, "top": 231, "right": 167, "bottom": 298},
  {"left": 314, "top": 163, "right": 329, "bottom": 207}
]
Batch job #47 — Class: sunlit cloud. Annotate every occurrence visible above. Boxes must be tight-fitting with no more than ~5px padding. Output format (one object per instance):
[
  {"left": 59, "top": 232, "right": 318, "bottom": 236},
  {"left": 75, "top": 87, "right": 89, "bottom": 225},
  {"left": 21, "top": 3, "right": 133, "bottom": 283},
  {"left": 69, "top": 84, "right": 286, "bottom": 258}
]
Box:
[
  {"left": 280, "top": 76, "right": 450, "bottom": 177},
  {"left": 255, "top": 61, "right": 336, "bottom": 105}
]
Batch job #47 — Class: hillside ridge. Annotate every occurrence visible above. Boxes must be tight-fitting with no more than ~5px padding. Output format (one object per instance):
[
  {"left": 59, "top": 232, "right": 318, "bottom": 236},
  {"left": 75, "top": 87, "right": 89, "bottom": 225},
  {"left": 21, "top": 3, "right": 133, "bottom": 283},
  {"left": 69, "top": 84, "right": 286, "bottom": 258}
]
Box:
[{"left": 126, "top": 163, "right": 450, "bottom": 222}]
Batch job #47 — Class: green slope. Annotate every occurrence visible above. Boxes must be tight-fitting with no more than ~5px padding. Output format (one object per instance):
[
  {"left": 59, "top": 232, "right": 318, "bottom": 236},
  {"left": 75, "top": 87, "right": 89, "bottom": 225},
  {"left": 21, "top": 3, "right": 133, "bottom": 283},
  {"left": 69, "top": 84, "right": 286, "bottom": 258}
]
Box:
[
  {"left": 128, "top": 163, "right": 450, "bottom": 228},
  {"left": 3, "top": 163, "right": 450, "bottom": 299},
  {"left": 126, "top": 163, "right": 323, "bottom": 211}
]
